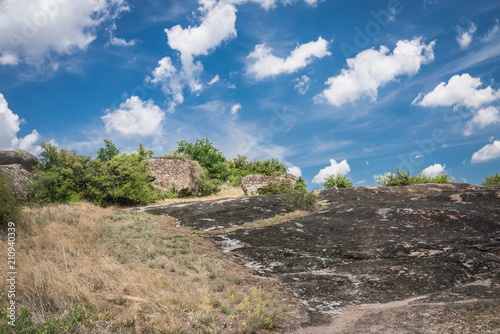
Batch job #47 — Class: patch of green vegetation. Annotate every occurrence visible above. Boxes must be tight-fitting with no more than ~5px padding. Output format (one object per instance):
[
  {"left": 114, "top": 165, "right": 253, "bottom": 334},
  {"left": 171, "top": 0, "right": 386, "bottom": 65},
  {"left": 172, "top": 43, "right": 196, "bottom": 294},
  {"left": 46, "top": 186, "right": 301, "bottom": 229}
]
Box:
[
  {"left": 0, "top": 304, "right": 104, "bottom": 333},
  {"left": 258, "top": 179, "right": 294, "bottom": 195},
  {"left": 323, "top": 174, "right": 353, "bottom": 189},
  {"left": 483, "top": 173, "right": 500, "bottom": 185},
  {"left": 0, "top": 172, "right": 21, "bottom": 228},
  {"left": 374, "top": 169, "right": 455, "bottom": 186},
  {"left": 29, "top": 141, "right": 162, "bottom": 207},
  {"left": 227, "top": 155, "right": 287, "bottom": 187},
  {"left": 284, "top": 190, "right": 319, "bottom": 212}
]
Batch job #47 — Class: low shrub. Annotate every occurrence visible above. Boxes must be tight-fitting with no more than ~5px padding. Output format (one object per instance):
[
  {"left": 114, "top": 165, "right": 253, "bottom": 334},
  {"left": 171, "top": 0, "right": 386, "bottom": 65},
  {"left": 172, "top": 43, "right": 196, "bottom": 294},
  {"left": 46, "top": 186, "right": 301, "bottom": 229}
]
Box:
[
  {"left": 284, "top": 190, "right": 318, "bottom": 212},
  {"left": 483, "top": 173, "right": 500, "bottom": 185},
  {"left": 193, "top": 174, "right": 222, "bottom": 197},
  {"left": 323, "top": 174, "right": 353, "bottom": 189},
  {"left": 374, "top": 169, "right": 455, "bottom": 186},
  {"left": 258, "top": 180, "right": 294, "bottom": 195}
]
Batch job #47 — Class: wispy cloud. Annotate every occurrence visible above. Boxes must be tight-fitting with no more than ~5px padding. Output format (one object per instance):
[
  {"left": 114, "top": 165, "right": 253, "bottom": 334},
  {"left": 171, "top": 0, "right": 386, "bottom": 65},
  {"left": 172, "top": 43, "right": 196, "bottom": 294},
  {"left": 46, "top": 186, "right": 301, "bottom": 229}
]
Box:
[{"left": 456, "top": 22, "right": 477, "bottom": 49}]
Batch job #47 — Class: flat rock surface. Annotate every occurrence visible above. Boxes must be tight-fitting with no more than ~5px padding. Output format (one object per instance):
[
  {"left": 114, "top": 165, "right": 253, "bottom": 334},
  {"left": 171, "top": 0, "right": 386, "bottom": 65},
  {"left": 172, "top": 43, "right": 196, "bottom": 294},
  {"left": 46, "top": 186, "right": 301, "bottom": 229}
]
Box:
[
  {"left": 142, "top": 195, "right": 288, "bottom": 231},
  {"left": 144, "top": 184, "right": 500, "bottom": 332}
]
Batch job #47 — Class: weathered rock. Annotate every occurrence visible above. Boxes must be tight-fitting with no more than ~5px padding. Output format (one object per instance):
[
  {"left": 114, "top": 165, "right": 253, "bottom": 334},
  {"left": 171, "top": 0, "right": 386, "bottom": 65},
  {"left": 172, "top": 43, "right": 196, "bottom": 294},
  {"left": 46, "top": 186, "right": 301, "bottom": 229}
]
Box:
[
  {"left": 0, "top": 149, "right": 39, "bottom": 172},
  {"left": 0, "top": 164, "right": 38, "bottom": 198},
  {"left": 241, "top": 173, "right": 299, "bottom": 195},
  {"left": 145, "top": 157, "right": 203, "bottom": 197},
  {"left": 144, "top": 183, "right": 500, "bottom": 328}
]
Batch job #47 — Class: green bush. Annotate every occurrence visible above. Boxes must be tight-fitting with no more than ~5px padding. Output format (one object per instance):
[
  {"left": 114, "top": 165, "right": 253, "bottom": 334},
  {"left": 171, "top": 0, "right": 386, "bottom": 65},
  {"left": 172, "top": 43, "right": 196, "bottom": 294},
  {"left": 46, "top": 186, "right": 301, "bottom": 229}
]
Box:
[
  {"left": 294, "top": 176, "right": 307, "bottom": 192},
  {"left": 374, "top": 169, "right": 454, "bottom": 186},
  {"left": 323, "top": 174, "right": 353, "bottom": 189},
  {"left": 84, "top": 153, "right": 161, "bottom": 207},
  {"left": 483, "top": 173, "right": 500, "bottom": 185},
  {"left": 284, "top": 190, "right": 318, "bottom": 212},
  {"left": 193, "top": 174, "right": 222, "bottom": 197},
  {"left": 258, "top": 180, "right": 294, "bottom": 195},
  {"left": 0, "top": 172, "right": 21, "bottom": 228}
]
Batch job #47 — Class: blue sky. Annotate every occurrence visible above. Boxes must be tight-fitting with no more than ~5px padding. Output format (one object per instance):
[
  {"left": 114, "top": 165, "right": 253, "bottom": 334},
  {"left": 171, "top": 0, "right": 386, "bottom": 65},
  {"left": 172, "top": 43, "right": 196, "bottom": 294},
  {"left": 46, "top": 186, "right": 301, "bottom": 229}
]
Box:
[{"left": 0, "top": 0, "right": 499, "bottom": 187}]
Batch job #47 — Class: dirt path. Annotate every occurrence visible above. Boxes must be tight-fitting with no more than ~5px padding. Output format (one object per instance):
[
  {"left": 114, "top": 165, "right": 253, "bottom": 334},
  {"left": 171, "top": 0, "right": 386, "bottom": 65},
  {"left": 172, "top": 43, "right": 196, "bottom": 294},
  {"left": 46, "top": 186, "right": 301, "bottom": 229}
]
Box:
[
  {"left": 292, "top": 279, "right": 500, "bottom": 334},
  {"left": 291, "top": 296, "right": 426, "bottom": 334}
]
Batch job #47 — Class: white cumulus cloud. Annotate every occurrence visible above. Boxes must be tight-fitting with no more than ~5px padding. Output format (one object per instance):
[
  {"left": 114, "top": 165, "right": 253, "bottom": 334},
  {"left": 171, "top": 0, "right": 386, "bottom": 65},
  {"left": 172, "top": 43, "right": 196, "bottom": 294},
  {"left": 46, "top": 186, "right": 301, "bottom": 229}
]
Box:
[
  {"left": 421, "top": 163, "right": 446, "bottom": 177},
  {"left": 287, "top": 165, "right": 302, "bottom": 177},
  {"left": 294, "top": 75, "right": 312, "bottom": 94},
  {"left": 0, "top": 0, "right": 129, "bottom": 63},
  {"left": 456, "top": 22, "right": 477, "bottom": 49},
  {"left": 315, "top": 37, "right": 435, "bottom": 106},
  {"left": 464, "top": 106, "right": 500, "bottom": 136},
  {"left": 471, "top": 140, "right": 500, "bottom": 163},
  {"left": 247, "top": 37, "right": 331, "bottom": 79},
  {"left": 413, "top": 73, "right": 500, "bottom": 108},
  {"left": 0, "top": 93, "right": 41, "bottom": 153},
  {"left": 102, "top": 96, "right": 165, "bottom": 136},
  {"left": 166, "top": 1, "right": 237, "bottom": 91},
  {"left": 312, "top": 159, "right": 351, "bottom": 183}
]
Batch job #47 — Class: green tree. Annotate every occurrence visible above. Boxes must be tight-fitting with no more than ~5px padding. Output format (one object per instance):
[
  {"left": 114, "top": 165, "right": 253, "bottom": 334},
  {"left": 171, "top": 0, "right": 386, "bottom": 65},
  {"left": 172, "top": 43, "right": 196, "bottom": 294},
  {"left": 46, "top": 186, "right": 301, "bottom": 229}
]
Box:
[
  {"left": 323, "top": 174, "right": 353, "bottom": 189},
  {"left": 96, "top": 139, "right": 120, "bottom": 162},
  {"left": 483, "top": 173, "right": 500, "bottom": 185},
  {"left": 173, "top": 138, "right": 230, "bottom": 181},
  {"left": 32, "top": 142, "right": 90, "bottom": 203},
  {"left": 32, "top": 142, "right": 160, "bottom": 206},
  {"left": 138, "top": 143, "right": 154, "bottom": 159}
]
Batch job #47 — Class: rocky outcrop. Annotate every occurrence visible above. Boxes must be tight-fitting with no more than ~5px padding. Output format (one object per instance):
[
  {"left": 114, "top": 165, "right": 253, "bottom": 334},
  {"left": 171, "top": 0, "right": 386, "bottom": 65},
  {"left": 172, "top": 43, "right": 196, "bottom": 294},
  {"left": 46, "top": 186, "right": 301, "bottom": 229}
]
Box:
[
  {"left": 0, "top": 149, "right": 39, "bottom": 172},
  {"left": 0, "top": 164, "right": 38, "bottom": 198},
  {"left": 0, "top": 149, "right": 39, "bottom": 198},
  {"left": 146, "top": 157, "right": 203, "bottom": 197},
  {"left": 144, "top": 183, "right": 500, "bottom": 329},
  {"left": 241, "top": 173, "right": 299, "bottom": 195}
]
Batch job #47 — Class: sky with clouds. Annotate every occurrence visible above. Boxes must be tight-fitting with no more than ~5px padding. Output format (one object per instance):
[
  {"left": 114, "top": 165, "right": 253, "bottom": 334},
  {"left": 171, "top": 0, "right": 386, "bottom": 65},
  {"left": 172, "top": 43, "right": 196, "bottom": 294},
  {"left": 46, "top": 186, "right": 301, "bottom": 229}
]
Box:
[{"left": 0, "top": 0, "right": 499, "bottom": 187}]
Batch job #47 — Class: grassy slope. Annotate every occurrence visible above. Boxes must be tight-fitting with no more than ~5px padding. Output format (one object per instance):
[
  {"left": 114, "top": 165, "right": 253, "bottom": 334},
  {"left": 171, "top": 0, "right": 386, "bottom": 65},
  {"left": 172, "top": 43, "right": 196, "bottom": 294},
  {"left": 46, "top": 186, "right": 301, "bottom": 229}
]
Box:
[{"left": 0, "top": 202, "right": 302, "bottom": 333}]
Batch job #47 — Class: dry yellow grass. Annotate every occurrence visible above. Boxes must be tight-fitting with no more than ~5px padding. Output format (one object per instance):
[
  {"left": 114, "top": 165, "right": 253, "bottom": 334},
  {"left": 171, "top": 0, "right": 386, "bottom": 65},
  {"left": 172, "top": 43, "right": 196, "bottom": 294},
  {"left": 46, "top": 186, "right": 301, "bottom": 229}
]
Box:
[{"left": 0, "top": 202, "right": 303, "bottom": 333}]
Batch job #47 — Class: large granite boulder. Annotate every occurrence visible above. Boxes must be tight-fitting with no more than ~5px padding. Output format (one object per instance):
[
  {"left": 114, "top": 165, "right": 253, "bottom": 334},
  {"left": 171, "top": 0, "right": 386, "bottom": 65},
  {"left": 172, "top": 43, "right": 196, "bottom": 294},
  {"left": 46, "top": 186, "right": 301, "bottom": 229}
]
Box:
[
  {"left": 0, "top": 149, "right": 39, "bottom": 172},
  {"left": 0, "top": 164, "right": 38, "bottom": 198},
  {"left": 241, "top": 173, "right": 299, "bottom": 196},
  {"left": 146, "top": 157, "right": 203, "bottom": 197}
]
